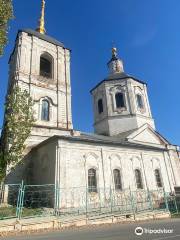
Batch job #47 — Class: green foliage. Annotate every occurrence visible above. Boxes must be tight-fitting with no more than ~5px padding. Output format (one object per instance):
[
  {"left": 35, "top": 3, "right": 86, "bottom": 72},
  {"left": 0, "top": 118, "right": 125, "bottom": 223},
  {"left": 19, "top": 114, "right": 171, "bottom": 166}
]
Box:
[
  {"left": 0, "top": 86, "right": 34, "bottom": 180},
  {"left": 0, "top": 151, "right": 6, "bottom": 181},
  {"left": 0, "top": 0, "right": 13, "bottom": 56}
]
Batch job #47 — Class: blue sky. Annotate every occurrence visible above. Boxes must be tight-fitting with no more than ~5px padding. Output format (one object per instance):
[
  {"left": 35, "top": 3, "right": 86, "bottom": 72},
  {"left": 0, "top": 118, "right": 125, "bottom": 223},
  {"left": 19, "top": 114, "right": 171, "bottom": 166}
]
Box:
[{"left": 0, "top": 0, "right": 180, "bottom": 145}]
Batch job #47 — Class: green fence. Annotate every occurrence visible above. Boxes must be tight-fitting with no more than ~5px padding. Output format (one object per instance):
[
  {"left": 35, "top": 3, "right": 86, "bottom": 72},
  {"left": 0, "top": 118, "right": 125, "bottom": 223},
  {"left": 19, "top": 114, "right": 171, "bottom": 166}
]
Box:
[
  {"left": 166, "top": 195, "right": 180, "bottom": 214},
  {"left": 0, "top": 183, "right": 20, "bottom": 220},
  {"left": 0, "top": 183, "right": 179, "bottom": 220}
]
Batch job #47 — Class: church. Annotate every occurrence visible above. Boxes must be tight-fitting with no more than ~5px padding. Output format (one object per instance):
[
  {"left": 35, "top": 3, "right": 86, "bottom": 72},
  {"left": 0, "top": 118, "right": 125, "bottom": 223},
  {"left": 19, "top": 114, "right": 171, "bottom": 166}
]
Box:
[{"left": 5, "top": 0, "right": 180, "bottom": 209}]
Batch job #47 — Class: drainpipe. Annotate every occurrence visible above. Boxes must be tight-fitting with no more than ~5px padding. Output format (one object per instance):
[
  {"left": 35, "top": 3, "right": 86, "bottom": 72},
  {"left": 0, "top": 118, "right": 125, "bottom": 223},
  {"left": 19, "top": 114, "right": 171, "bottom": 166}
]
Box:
[
  {"left": 163, "top": 151, "right": 173, "bottom": 193},
  {"left": 140, "top": 153, "right": 148, "bottom": 190},
  {"left": 166, "top": 145, "right": 176, "bottom": 186}
]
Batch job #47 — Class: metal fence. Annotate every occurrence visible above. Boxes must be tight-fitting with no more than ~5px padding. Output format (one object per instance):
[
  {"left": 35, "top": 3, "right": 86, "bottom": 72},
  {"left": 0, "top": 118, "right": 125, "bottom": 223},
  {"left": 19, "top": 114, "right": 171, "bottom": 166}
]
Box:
[
  {"left": 0, "top": 182, "right": 179, "bottom": 220},
  {"left": 0, "top": 183, "right": 20, "bottom": 220}
]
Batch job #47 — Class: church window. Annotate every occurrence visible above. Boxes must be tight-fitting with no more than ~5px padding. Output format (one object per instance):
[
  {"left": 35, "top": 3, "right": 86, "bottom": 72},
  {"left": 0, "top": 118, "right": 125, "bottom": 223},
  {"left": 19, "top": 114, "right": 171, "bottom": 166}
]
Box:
[
  {"left": 115, "top": 92, "right": 125, "bottom": 108},
  {"left": 41, "top": 99, "right": 50, "bottom": 121},
  {"left": 135, "top": 169, "right": 143, "bottom": 189},
  {"left": 136, "top": 94, "right": 144, "bottom": 109},
  {"left": 40, "top": 54, "right": 53, "bottom": 78},
  {"left": 155, "top": 169, "right": 163, "bottom": 188},
  {"left": 113, "top": 169, "right": 122, "bottom": 190},
  {"left": 98, "top": 99, "right": 103, "bottom": 114},
  {"left": 88, "top": 168, "right": 97, "bottom": 193}
]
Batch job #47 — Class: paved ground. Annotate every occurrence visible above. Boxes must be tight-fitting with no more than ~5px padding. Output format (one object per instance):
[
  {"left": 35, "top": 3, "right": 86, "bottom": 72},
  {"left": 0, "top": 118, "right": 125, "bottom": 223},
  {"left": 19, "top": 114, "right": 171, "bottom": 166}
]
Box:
[{"left": 3, "top": 218, "right": 180, "bottom": 240}]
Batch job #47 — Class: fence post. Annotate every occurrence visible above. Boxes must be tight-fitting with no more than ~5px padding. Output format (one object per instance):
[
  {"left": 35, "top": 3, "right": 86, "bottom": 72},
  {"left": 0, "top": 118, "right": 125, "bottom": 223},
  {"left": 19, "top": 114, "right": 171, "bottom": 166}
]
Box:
[
  {"left": 16, "top": 180, "right": 24, "bottom": 219},
  {"left": 86, "top": 187, "right": 88, "bottom": 222},
  {"left": 163, "top": 189, "right": 169, "bottom": 212},
  {"left": 130, "top": 188, "right": 135, "bottom": 219},
  {"left": 57, "top": 184, "right": 61, "bottom": 216},
  {"left": 98, "top": 187, "right": 102, "bottom": 212},
  {"left": 148, "top": 190, "right": 153, "bottom": 211},
  {"left": 110, "top": 187, "right": 113, "bottom": 213},
  {"left": 57, "top": 186, "right": 60, "bottom": 212},
  {"left": 54, "top": 183, "right": 59, "bottom": 216},
  {"left": 54, "top": 184, "right": 57, "bottom": 215},
  {"left": 0, "top": 182, "right": 4, "bottom": 204}
]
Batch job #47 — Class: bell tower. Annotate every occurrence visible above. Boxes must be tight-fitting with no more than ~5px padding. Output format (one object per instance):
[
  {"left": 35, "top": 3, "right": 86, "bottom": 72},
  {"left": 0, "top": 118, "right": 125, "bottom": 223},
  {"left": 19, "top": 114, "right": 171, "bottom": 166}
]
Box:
[
  {"left": 7, "top": 0, "right": 73, "bottom": 147},
  {"left": 91, "top": 48, "right": 155, "bottom": 136}
]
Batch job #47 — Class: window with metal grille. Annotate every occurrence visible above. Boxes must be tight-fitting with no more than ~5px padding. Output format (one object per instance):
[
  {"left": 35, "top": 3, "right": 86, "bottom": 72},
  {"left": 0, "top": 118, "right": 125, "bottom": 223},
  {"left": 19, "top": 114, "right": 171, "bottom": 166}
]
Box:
[
  {"left": 98, "top": 99, "right": 103, "bottom": 114},
  {"left": 155, "top": 169, "right": 163, "bottom": 188},
  {"left": 135, "top": 169, "right": 143, "bottom": 189},
  {"left": 115, "top": 92, "right": 125, "bottom": 108},
  {"left": 41, "top": 100, "right": 50, "bottom": 121},
  {"left": 88, "top": 168, "right": 97, "bottom": 193},
  {"left": 113, "top": 169, "right": 122, "bottom": 190}
]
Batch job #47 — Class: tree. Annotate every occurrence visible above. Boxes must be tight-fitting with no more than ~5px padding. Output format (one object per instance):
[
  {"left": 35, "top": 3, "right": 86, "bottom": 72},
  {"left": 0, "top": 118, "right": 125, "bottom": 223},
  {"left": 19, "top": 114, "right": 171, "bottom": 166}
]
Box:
[
  {"left": 0, "top": 0, "right": 13, "bottom": 56},
  {"left": 0, "top": 86, "right": 34, "bottom": 180}
]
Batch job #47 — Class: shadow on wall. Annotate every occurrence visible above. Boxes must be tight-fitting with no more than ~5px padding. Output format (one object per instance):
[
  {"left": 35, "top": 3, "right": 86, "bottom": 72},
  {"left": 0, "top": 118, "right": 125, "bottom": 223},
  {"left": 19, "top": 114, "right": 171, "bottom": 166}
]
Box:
[{"left": 4, "top": 154, "right": 33, "bottom": 185}]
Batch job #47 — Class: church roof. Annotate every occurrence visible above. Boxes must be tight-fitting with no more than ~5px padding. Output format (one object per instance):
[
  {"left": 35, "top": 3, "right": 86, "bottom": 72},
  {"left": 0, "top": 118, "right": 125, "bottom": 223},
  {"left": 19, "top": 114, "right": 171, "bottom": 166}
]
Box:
[
  {"left": 32, "top": 127, "right": 170, "bottom": 152},
  {"left": 64, "top": 127, "right": 170, "bottom": 150},
  {"left": 79, "top": 131, "right": 136, "bottom": 144},
  {"left": 20, "top": 29, "right": 65, "bottom": 48},
  {"left": 90, "top": 72, "right": 146, "bottom": 93},
  {"left": 9, "top": 29, "right": 67, "bottom": 63}
]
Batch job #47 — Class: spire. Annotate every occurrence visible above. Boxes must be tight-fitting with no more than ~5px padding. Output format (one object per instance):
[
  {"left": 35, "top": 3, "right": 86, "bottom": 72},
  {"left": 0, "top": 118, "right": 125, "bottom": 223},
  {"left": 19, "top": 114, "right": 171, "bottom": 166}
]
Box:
[{"left": 36, "top": 0, "right": 46, "bottom": 34}]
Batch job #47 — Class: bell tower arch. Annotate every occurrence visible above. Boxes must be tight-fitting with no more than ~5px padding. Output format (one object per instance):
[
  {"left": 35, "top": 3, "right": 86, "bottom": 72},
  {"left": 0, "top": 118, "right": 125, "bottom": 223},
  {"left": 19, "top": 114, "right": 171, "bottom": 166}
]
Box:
[{"left": 7, "top": 0, "right": 73, "bottom": 147}]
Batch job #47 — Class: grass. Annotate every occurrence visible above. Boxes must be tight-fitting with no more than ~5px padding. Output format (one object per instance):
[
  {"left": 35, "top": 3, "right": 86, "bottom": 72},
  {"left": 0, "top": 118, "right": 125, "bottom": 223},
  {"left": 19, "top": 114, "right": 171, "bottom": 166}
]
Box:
[
  {"left": 0, "top": 206, "right": 16, "bottom": 220},
  {"left": 22, "top": 208, "right": 44, "bottom": 217},
  {"left": 0, "top": 206, "right": 44, "bottom": 220},
  {"left": 171, "top": 212, "right": 180, "bottom": 218}
]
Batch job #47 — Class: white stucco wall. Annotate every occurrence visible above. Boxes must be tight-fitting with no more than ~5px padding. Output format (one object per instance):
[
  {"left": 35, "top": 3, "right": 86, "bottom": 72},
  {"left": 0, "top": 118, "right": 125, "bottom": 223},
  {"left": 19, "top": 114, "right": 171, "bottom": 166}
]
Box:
[
  {"left": 92, "top": 78, "right": 155, "bottom": 136},
  {"left": 56, "top": 139, "right": 176, "bottom": 193}
]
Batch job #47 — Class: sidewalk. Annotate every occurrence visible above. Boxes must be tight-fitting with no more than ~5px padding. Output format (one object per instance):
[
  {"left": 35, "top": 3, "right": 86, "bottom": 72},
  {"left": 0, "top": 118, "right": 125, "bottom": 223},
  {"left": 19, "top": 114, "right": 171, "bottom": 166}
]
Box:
[{"left": 0, "top": 210, "right": 171, "bottom": 236}]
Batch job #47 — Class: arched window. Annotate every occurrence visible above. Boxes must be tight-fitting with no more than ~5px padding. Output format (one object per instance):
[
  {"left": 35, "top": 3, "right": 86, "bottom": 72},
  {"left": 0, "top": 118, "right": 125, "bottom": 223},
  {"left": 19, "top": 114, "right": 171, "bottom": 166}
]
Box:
[
  {"left": 98, "top": 99, "right": 103, "bottom": 114},
  {"left": 113, "top": 169, "right": 122, "bottom": 190},
  {"left": 136, "top": 94, "right": 144, "bottom": 109},
  {"left": 115, "top": 92, "right": 125, "bottom": 108},
  {"left": 135, "top": 169, "right": 143, "bottom": 189},
  {"left": 155, "top": 169, "right": 163, "bottom": 188},
  {"left": 40, "top": 54, "right": 52, "bottom": 78},
  {"left": 88, "top": 168, "right": 97, "bottom": 193},
  {"left": 41, "top": 100, "right": 50, "bottom": 121}
]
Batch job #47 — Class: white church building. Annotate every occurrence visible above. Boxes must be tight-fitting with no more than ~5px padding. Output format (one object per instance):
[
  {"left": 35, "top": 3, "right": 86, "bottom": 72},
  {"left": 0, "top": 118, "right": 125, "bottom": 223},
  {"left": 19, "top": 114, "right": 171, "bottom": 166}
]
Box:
[{"left": 4, "top": 0, "right": 180, "bottom": 210}]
